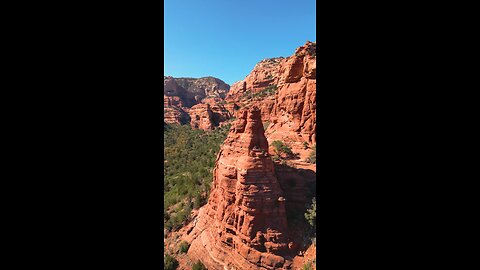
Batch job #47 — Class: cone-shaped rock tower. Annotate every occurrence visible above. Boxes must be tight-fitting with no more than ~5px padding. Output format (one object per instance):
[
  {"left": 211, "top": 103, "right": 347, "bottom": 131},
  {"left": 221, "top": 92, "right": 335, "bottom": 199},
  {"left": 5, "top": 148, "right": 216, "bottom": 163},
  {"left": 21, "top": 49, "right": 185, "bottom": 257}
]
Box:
[{"left": 186, "top": 107, "right": 294, "bottom": 270}]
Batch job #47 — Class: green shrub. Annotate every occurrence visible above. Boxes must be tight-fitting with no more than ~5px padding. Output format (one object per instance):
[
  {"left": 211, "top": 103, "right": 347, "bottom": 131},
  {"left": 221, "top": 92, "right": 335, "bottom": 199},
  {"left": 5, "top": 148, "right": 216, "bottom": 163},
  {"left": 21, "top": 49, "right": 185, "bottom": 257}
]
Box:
[
  {"left": 303, "top": 142, "right": 309, "bottom": 149},
  {"left": 193, "top": 192, "right": 203, "bottom": 209},
  {"left": 305, "top": 197, "right": 316, "bottom": 231},
  {"left": 164, "top": 254, "right": 179, "bottom": 270},
  {"left": 306, "top": 144, "right": 316, "bottom": 164},
  {"left": 302, "top": 261, "right": 314, "bottom": 270},
  {"left": 272, "top": 140, "right": 293, "bottom": 156},
  {"left": 252, "top": 84, "right": 278, "bottom": 99},
  {"left": 178, "top": 241, "right": 190, "bottom": 254},
  {"left": 192, "top": 260, "right": 207, "bottom": 270}
]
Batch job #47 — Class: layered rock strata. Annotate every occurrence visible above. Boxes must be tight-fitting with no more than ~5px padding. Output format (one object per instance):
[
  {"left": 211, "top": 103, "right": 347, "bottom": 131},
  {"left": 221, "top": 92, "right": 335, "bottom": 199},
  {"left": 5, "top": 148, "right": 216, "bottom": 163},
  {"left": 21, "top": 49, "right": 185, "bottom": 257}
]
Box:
[
  {"left": 185, "top": 107, "right": 295, "bottom": 270},
  {"left": 164, "top": 76, "right": 234, "bottom": 129},
  {"left": 266, "top": 41, "right": 317, "bottom": 147},
  {"left": 164, "top": 96, "right": 190, "bottom": 125},
  {"left": 189, "top": 104, "right": 214, "bottom": 130},
  {"left": 226, "top": 41, "right": 317, "bottom": 149},
  {"left": 226, "top": 58, "right": 284, "bottom": 102},
  {"left": 164, "top": 76, "right": 230, "bottom": 108}
]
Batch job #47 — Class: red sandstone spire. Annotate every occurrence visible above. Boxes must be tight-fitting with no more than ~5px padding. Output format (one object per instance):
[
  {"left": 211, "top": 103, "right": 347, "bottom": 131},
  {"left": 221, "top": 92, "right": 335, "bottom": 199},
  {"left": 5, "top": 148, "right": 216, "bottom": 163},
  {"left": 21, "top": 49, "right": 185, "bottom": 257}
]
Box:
[{"left": 185, "top": 106, "right": 293, "bottom": 270}]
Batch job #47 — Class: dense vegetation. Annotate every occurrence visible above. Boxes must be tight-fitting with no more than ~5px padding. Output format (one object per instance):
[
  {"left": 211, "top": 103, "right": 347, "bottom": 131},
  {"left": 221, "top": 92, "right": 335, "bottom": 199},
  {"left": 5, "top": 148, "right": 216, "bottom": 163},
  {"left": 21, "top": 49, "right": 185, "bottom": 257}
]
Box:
[
  {"left": 192, "top": 260, "right": 207, "bottom": 270},
  {"left": 164, "top": 123, "right": 231, "bottom": 231},
  {"left": 164, "top": 254, "right": 179, "bottom": 270}
]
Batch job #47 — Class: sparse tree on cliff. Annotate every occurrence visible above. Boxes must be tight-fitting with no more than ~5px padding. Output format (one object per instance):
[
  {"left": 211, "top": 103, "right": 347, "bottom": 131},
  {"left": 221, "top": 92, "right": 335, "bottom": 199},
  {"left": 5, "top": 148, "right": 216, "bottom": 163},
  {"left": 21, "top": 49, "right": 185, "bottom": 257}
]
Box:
[
  {"left": 272, "top": 140, "right": 293, "bottom": 158},
  {"left": 305, "top": 197, "right": 316, "bottom": 230}
]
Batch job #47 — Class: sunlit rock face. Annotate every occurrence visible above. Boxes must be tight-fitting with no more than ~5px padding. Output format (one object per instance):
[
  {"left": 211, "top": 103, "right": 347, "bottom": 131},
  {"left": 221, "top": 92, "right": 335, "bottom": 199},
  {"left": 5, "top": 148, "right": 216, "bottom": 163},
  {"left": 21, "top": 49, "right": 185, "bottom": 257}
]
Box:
[
  {"left": 164, "top": 76, "right": 234, "bottom": 129},
  {"left": 185, "top": 107, "right": 297, "bottom": 270},
  {"left": 225, "top": 42, "right": 317, "bottom": 151}
]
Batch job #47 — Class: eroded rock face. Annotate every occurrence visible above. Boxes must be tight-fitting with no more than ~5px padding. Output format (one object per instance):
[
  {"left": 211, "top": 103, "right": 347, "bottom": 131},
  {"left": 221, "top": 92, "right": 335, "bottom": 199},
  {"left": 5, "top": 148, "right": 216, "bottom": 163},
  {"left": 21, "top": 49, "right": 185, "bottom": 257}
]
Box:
[
  {"left": 165, "top": 76, "right": 230, "bottom": 107},
  {"left": 164, "top": 95, "right": 190, "bottom": 125},
  {"left": 267, "top": 42, "right": 316, "bottom": 147},
  {"left": 189, "top": 104, "right": 214, "bottom": 130},
  {"left": 226, "top": 58, "right": 284, "bottom": 102},
  {"left": 188, "top": 103, "right": 235, "bottom": 131},
  {"left": 225, "top": 41, "right": 317, "bottom": 149},
  {"left": 164, "top": 76, "right": 234, "bottom": 129},
  {"left": 186, "top": 107, "right": 295, "bottom": 270}
]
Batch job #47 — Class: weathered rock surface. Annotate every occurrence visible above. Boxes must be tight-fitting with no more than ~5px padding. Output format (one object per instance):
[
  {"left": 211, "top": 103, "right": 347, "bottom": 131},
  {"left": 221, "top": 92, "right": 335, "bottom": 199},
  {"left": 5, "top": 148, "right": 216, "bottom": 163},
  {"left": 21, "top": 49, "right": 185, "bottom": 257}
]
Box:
[
  {"left": 188, "top": 103, "right": 235, "bottom": 131},
  {"left": 164, "top": 96, "right": 190, "bottom": 125},
  {"left": 164, "top": 41, "right": 318, "bottom": 270},
  {"left": 185, "top": 107, "right": 295, "bottom": 270},
  {"left": 266, "top": 41, "right": 317, "bottom": 150},
  {"left": 225, "top": 41, "right": 317, "bottom": 157},
  {"left": 189, "top": 104, "right": 214, "bottom": 131},
  {"left": 226, "top": 58, "right": 284, "bottom": 102},
  {"left": 164, "top": 76, "right": 230, "bottom": 108},
  {"left": 164, "top": 76, "right": 235, "bottom": 129}
]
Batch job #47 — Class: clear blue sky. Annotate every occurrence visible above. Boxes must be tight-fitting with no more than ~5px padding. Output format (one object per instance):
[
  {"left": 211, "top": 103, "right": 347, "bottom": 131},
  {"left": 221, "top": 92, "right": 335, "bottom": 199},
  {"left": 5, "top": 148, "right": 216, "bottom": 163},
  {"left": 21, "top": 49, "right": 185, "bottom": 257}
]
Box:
[{"left": 164, "top": 0, "right": 316, "bottom": 85}]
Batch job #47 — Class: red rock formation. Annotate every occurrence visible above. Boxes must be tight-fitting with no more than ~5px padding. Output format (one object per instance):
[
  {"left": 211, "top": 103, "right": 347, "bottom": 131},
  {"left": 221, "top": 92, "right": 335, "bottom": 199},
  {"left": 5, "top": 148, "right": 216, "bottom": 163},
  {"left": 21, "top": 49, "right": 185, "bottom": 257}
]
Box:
[
  {"left": 164, "top": 96, "right": 190, "bottom": 125},
  {"left": 165, "top": 76, "right": 230, "bottom": 107},
  {"left": 226, "top": 58, "right": 284, "bottom": 102},
  {"left": 225, "top": 41, "right": 317, "bottom": 155},
  {"left": 185, "top": 107, "right": 295, "bottom": 270},
  {"left": 189, "top": 104, "right": 214, "bottom": 131},
  {"left": 188, "top": 103, "right": 235, "bottom": 131},
  {"left": 223, "top": 102, "right": 239, "bottom": 116},
  {"left": 225, "top": 81, "right": 246, "bottom": 103},
  {"left": 210, "top": 104, "right": 232, "bottom": 124},
  {"left": 164, "top": 76, "right": 235, "bottom": 129},
  {"left": 266, "top": 41, "right": 317, "bottom": 151}
]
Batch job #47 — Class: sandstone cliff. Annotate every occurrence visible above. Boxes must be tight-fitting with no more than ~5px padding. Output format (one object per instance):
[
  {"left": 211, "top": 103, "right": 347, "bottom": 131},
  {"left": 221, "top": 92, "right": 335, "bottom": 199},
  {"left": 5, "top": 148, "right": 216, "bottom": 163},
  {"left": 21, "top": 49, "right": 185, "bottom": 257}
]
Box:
[
  {"left": 226, "top": 57, "right": 284, "bottom": 102},
  {"left": 164, "top": 76, "right": 230, "bottom": 108},
  {"left": 224, "top": 41, "right": 317, "bottom": 160},
  {"left": 164, "top": 76, "right": 236, "bottom": 129},
  {"left": 183, "top": 107, "right": 303, "bottom": 270},
  {"left": 164, "top": 42, "right": 317, "bottom": 270}
]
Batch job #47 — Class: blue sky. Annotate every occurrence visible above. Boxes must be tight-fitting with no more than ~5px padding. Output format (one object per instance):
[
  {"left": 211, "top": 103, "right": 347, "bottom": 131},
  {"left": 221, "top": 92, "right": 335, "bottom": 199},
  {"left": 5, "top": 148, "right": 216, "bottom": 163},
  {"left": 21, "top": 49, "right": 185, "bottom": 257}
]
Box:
[{"left": 164, "top": 0, "right": 316, "bottom": 85}]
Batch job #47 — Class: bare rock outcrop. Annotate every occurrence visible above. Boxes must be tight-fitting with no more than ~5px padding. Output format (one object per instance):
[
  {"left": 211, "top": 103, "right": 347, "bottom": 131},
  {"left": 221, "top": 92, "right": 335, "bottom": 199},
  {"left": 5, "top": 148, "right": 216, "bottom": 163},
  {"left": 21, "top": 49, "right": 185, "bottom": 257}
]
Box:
[
  {"left": 226, "top": 58, "right": 284, "bottom": 102},
  {"left": 225, "top": 41, "right": 317, "bottom": 153},
  {"left": 266, "top": 41, "right": 317, "bottom": 149},
  {"left": 164, "top": 95, "right": 190, "bottom": 125},
  {"left": 189, "top": 104, "right": 214, "bottom": 131},
  {"left": 164, "top": 76, "right": 235, "bottom": 129},
  {"left": 185, "top": 107, "right": 295, "bottom": 270},
  {"left": 166, "top": 76, "right": 230, "bottom": 107}
]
